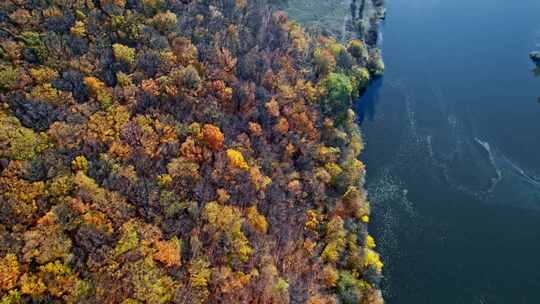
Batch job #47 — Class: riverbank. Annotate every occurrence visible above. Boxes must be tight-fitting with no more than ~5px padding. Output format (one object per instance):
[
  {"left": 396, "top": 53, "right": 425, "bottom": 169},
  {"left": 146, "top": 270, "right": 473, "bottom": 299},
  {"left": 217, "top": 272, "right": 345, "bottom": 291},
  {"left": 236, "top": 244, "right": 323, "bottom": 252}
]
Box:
[{"left": 280, "top": 0, "right": 387, "bottom": 302}]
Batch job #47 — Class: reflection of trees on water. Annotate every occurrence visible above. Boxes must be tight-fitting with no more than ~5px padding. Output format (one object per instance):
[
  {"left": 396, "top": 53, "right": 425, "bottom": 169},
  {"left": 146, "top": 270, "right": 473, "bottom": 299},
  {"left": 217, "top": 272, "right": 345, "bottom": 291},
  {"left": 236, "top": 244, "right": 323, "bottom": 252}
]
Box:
[
  {"left": 530, "top": 51, "right": 540, "bottom": 102},
  {"left": 533, "top": 66, "right": 540, "bottom": 102}
]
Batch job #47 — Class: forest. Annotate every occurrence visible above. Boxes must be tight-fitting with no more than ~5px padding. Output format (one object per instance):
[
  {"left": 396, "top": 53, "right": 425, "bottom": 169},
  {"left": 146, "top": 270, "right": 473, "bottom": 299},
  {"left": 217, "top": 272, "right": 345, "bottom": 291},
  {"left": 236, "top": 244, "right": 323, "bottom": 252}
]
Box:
[{"left": 0, "top": 0, "right": 383, "bottom": 303}]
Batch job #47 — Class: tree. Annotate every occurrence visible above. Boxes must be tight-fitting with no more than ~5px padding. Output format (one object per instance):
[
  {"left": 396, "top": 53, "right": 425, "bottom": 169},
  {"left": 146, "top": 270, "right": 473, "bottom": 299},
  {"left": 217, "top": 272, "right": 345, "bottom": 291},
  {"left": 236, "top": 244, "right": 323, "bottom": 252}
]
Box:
[
  {"left": 0, "top": 254, "right": 19, "bottom": 291},
  {"left": 226, "top": 149, "right": 250, "bottom": 171},
  {"left": 113, "top": 43, "right": 136, "bottom": 66},
  {"left": 203, "top": 124, "right": 224, "bottom": 151},
  {"left": 320, "top": 73, "right": 353, "bottom": 117},
  {"left": 0, "top": 112, "right": 48, "bottom": 160}
]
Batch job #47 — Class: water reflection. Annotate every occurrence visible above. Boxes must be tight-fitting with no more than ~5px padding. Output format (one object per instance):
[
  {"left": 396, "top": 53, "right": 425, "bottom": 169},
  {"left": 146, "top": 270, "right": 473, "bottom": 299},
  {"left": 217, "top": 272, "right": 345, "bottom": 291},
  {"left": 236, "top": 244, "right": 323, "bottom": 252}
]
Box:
[
  {"left": 355, "top": 76, "right": 384, "bottom": 124},
  {"left": 532, "top": 66, "right": 540, "bottom": 102}
]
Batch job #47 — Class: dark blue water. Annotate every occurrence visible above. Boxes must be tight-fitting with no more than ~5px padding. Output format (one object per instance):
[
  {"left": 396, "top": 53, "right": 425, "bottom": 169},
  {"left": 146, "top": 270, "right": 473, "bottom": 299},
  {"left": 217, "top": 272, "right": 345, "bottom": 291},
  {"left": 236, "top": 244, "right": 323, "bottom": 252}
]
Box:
[{"left": 357, "top": 0, "right": 540, "bottom": 303}]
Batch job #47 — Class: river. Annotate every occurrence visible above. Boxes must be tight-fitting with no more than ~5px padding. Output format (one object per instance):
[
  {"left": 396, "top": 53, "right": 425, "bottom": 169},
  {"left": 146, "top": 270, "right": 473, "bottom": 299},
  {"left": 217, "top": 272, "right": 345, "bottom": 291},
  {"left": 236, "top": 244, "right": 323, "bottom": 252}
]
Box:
[{"left": 356, "top": 0, "right": 540, "bottom": 303}]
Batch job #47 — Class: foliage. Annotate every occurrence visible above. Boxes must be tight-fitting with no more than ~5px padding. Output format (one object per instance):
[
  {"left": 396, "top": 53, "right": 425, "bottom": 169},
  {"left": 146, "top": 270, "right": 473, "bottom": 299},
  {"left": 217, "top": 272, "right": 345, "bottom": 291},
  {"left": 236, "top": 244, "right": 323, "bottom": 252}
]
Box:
[
  {"left": 0, "top": 254, "right": 19, "bottom": 291},
  {"left": 72, "top": 155, "right": 89, "bottom": 172},
  {"left": 226, "top": 149, "right": 250, "bottom": 171},
  {"left": 70, "top": 21, "right": 86, "bottom": 37},
  {"left": 128, "top": 256, "right": 176, "bottom": 304},
  {"left": 320, "top": 72, "right": 353, "bottom": 116},
  {"left": 203, "top": 202, "right": 253, "bottom": 263},
  {"left": 30, "top": 67, "right": 58, "bottom": 84},
  {"left": 0, "top": 1, "right": 384, "bottom": 302},
  {"left": 348, "top": 40, "right": 369, "bottom": 61},
  {"left": 84, "top": 77, "right": 112, "bottom": 108},
  {"left": 115, "top": 220, "right": 140, "bottom": 257},
  {"left": 18, "top": 31, "right": 48, "bottom": 64},
  {"left": 0, "top": 65, "right": 18, "bottom": 91},
  {"left": 172, "top": 65, "right": 201, "bottom": 91},
  {"left": 202, "top": 124, "right": 224, "bottom": 151},
  {"left": 0, "top": 113, "right": 47, "bottom": 160},
  {"left": 364, "top": 249, "right": 384, "bottom": 272},
  {"left": 246, "top": 206, "right": 269, "bottom": 234},
  {"left": 275, "top": 277, "right": 289, "bottom": 295},
  {"left": 113, "top": 43, "right": 136, "bottom": 66},
  {"left": 151, "top": 11, "right": 178, "bottom": 32},
  {"left": 153, "top": 237, "right": 182, "bottom": 267},
  {"left": 336, "top": 271, "right": 370, "bottom": 304},
  {"left": 321, "top": 216, "right": 346, "bottom": 263}
]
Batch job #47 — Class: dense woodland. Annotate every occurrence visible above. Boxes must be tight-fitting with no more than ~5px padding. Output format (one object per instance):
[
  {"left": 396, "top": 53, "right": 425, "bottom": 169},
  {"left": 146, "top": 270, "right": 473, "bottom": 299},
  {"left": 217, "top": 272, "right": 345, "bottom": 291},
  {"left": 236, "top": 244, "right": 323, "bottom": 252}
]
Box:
[{"left": 0, "top": 0, "right": 384, "bottom": 303}]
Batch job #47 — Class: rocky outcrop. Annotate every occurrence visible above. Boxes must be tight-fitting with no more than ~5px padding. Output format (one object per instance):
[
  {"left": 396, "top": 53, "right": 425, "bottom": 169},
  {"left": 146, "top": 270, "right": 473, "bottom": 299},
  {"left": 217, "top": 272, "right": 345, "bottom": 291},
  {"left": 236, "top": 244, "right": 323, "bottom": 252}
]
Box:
[{"left": 350, "top": 0, "right": 386, "bottom": 47}]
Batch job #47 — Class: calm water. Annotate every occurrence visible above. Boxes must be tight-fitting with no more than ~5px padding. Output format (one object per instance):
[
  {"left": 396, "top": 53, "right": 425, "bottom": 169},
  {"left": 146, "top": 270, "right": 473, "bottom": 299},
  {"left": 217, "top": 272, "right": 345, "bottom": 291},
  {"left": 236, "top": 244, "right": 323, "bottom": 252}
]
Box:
[{"left": 357, "top": 0, "right": 540, "bottom": 303}]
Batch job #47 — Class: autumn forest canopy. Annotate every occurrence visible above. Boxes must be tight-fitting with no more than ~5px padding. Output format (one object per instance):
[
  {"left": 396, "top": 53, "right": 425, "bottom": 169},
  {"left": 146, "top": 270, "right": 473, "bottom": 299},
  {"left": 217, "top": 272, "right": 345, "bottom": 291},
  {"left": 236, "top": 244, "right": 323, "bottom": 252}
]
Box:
[{"left": 0, "top": 0, "right": 384, "bottom": 303}]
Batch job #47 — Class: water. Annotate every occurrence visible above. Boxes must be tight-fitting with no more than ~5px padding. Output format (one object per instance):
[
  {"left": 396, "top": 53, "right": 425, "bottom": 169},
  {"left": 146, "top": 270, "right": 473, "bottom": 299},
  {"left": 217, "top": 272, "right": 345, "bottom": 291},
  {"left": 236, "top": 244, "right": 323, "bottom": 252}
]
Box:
[{"left": 356, "top": 0, "right": 540, "bottom": 303}]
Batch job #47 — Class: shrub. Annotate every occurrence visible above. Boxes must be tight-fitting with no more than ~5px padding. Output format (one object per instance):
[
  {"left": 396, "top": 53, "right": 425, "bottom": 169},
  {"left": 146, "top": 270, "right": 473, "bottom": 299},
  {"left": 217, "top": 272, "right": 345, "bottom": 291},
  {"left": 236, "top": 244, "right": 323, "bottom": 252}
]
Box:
[
  {"left": 366, "top": 235, "right": 376, "bottom": 249},
  {"left": 368, "top": 49, "right": 385, "bottom": 76},
  {"left": 249, "top": 166, "right": 272, "bottom": 190},
  {"left": 116, "top": 71, "right": 133, "bottom": 87},
  {"left": 27, "top": 83, "right": 64, "bottom": 105},
  {"left": 305, "top": 210, "right": 320, "bottom": 231},
  {"left": 0, "top": 289, "right": 22, "bottom": 304},
  {"left": 22, "top": 224, "right": 72, "bottom": 265},
  {"left": 131, "top": 257, "right": 176, "bottom": 304},
  {"left": 20, "top": 273, "right": 46, "bottom": 297},
  {"left": 349, "top": 66, "right": 370, "bottom": 94},
  {"left": 47, "top": 174, "right": 75, "bottom": 197},
  {"left": 321, "top": 217, "right": 346, "bottom": 263},
  {"left": 275, "top": 278, "right": 289, "bottom": 295},
  {"left": 322, "top": 265, "right": 339, "bottom": 287}
]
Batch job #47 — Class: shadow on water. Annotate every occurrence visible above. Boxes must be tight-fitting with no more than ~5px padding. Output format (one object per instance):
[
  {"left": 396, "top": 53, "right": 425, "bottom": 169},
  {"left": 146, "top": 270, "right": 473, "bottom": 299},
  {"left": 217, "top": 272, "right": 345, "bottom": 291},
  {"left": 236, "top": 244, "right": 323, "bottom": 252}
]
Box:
[
  {"left": 355, "top": 76, "right": 384, "bottom": 125},
  {"left": 532, "top": 67, "right": 540, "bottom": 102}
]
